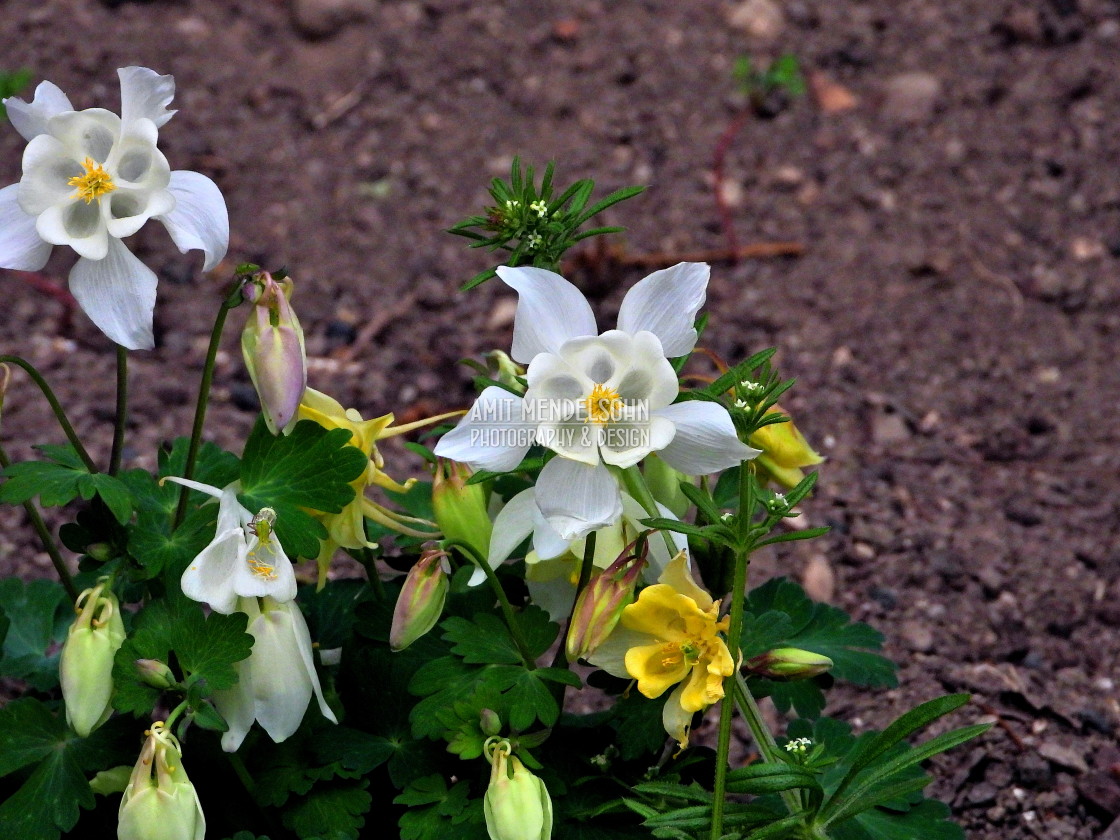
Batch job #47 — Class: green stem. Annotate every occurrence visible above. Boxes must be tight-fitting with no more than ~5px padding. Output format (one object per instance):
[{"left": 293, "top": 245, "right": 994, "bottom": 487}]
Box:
[
  {"left": 733, "top": 674, "right": 803, "bottom": 818},
  {"left": 619, "top": 465, "right": 680, "bottom": 558},
  {"left": 173, "top": 286, "right": 241, "bottom": 528},
  {"left": 108, "top": 344, "right": 128, "bottom": 475},
  {"left": 359, "top": 546, "right": 387, "bottom": 601},
  {"left": 163, "top": 699, "right": 190, "bottom": 732},
  {"left": 551, "top": 531, "right": 596, "bottom": 670},
  {"left": 0, "top": 444, "right": 79, "bottom": 601},
  {"left": 711, "top": 466, "right": 756, "bottom": 840},
  {"left": 444, "top": 538, "right": 537, "bottom": 669},
  {"left": 0, "top": 355, "right": 97, "bottom": 472}
]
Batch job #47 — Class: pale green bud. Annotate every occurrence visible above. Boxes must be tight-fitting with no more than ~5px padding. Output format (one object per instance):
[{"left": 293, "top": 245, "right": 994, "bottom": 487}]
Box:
[
  {"left": 135, "top": 659, "right": 176, "bottom": 690},
  {"left": 432, "top": 460, "right": 492, "bottom": 562},
  {"left": 484, "top": 741, "right": 553, "bottom": 840},
  {"left": 118, "top": 722, "right": 205, "bottom": 840},
  {"left": 480, "top": 708, "right": 502, "bottom": 737},
  {"left": 390, "top": 551, "right": 450, "bottom": 651},
  {"left": 744, "top": 647, "right": 833, "bottom": 681},
  {"left": 642, "top": 453, "right": 692, "bottom": 518},
  {"left": 485, "top": 350, "right": 526, "bottom": 392},
  {"left": 241, "top": 271, "right": 307, "bottom": 435},
  {"left": 61, "top": 582, "right": 126, "bottom": 737}
]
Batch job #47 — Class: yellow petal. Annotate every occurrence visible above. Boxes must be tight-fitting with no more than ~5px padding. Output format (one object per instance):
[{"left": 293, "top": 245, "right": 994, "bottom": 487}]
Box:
[
  {"left": 625, "top": 641, "right": 691, "bottom": 699},
  {"left": 620, "top": 585, "right": 708, "bottom": 641},
  {"left": 656, "top": 552, "right": 713, "bottom": 612}
]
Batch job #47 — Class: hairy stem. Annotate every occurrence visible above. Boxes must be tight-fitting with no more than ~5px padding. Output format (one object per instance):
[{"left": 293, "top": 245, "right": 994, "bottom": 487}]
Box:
[
  {"left": 620, "top": 465, "right": 680, "bottom": 558},
  {"left": 0, "top": 355, "right": 97, "bottom": 472},
  {"left": 445, "top": 538, "right": 536, "bottom": 670},
  {"left": 109, "top": 344, "right": 128, "bottom": 475},
  {"left": 173, "top": 284, "right": 241, "bottom": 528},
  {"left": 0, "top": 444, "right": 79, "bottom": 600}
]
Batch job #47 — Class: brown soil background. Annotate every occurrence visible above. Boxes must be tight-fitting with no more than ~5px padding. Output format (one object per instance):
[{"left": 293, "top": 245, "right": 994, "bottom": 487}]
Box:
[{"left": 1, "top": 1, "right": 1118, "bottom": 838}]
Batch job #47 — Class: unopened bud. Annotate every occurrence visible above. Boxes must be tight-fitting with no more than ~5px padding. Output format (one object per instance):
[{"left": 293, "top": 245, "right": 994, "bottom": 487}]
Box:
[
  {"left": 60, "top": 581, "right": 125, "bottom": 737},
  {"left": 748, "top": 405, "right": 824, "bottom": 490},
  {"left": 642, "top": 453, "right": 692, "bottom": 518},
  {"left": 432, "top": 460, "right": 492, "bottom": 563},
  {"left": 744, "top": 647, "right": 833, "bottom": 681},
  {"left": 118, "top": 722, "right": 205, "bottom": 840},
  {"left": 87, "top": 542, "right": 113, "bottom": 562},
  {"left": 480, "top": 708, "right": 502, "bottom": 737},
  {"left": 486, "top": 350, "right": 526, "bottom": 392},
  {"left": 565, "top": 550, "right": 646, "bottom": 661},
  {"left": 135, "top": 659, "right": 176, "bottom": 690},
  {"left": 390, "top": 551, "right": 450, "bottom": 651},
  {"left": 241, "top": 271, "right": 307, "bottom": 435},
  {"left": 484, "top": 739, "right": 553, "bottom": 840}
]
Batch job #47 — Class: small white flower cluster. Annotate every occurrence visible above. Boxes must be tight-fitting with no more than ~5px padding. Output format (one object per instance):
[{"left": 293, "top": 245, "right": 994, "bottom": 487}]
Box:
[{"left": 784, "top": 737, "right": 812, "bottom": 754}]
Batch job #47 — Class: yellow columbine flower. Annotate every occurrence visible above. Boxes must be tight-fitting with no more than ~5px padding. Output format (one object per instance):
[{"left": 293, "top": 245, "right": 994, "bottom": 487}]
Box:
[
  {"left": 297, "top": 388, "right": 458, "bottom": 585},
  {"left": 748, "top": 405, "right": 824, "bottom": 490},
  {"left": 590, "top": 553, "right": 734, "bottom": 749}
]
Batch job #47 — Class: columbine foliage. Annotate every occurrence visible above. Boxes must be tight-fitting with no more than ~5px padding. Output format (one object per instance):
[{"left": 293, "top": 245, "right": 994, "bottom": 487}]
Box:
[{"left": 0, "top": 74, "right": 986, "bottom": 840}]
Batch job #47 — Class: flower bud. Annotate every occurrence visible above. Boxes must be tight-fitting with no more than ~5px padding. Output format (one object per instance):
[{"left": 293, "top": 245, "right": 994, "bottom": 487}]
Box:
[
  {"left": 565, "top": 551, "right": 646, "bottom": 661},
  {"left": 642, "top": 453, "right": 692, "bottom": 518},
  {"left": 61, "top": 582, "right": 126, "bottom": 737},
  {"left": 479, "top": 708, "right": 502, "bottom": 737},
  {"left": 241, "top": 271, "right": 307, "bottom": 435},
  {"left": 744, "top": 647, "right": 833, "bottom": 681},
  {"left": 135, "top": 659, "right": 176, "bottom": 690},
  {"left": 485, "top": 350, "right": 526, "bottom": 393},
  {"left": 432, "top": 460, "right": 492, "bottom": 563},
  {"left": 484, "top": 740, "right": 553, "bottom": 840},
  {"left": 118, "top": 722, "right": 205, "bottom": 840},
  {"left": 748, "top": 405, "right": 824, "bottom": 490},
  {"left": 390, "top": 550, "right": 450, "bottom": 651}
]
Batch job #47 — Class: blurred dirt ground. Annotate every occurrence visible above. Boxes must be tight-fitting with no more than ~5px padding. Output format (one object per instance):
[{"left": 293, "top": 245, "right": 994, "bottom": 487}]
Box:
[{"left": 1, "top": 1, "right": 1119, "bottom": 837}]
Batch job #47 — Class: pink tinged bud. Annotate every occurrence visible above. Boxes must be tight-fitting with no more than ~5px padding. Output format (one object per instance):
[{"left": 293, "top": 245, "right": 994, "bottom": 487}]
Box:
[
  {"left": 390, "top": 551, "right": 450, "bottom": 651},
  {"left": 484, "top": 743, "right": 553, "bottom": 840},
  {"left": 480, "top": 708, "right": 502, "bottom": 737},
  {"left": 60, "top": 583, "right": 126, "bottom": 737},
  {"left": 135, "top": 659, "right": 176, "bottom": 690},
  {"left": 744, "top": 647, "right": 833, "bottom": 681},
  {"left": 432, "top": 460, "right": 493, "bottom": 562},
  {"left": 565, "top": 552, "right": 646, "bottom": 661},
  {"left": 240, "top": 272, "right": 307, "bottom": 435},
  {"left": 118, "top": 722, "right": 205, "bottom": 840}
]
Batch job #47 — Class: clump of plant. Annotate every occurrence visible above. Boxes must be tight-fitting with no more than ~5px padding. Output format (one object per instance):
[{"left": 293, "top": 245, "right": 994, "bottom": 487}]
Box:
[{"left": 0, "top": 68, "right": 986, "bottom": 840}]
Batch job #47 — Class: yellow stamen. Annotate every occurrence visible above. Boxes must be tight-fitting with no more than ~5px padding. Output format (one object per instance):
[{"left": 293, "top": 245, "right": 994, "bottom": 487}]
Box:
[
  {"left": 585, "top": 383, "right": 621, "bottom": 425},
  {"left": 67, "top": 157, "right": 116, "bottom": 203}
]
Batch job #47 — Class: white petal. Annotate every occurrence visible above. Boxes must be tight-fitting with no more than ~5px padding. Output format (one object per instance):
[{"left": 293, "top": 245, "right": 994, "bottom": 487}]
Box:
[
  {"left": 161, "top": 475, "right": 227, "bottom": 501},
  {"left": 0, "top": 183, "right": 51, "bottom": 270},
  {"left": 497, "top": 265, "right": 597, "bottom": 363},
  {"left": 662, "top": 682, "right": 696, "bottom": 748},
  {"left": 48, "top": 109, "right": 121, "bottom": 164},
  {"left": 106, "top": 188, "right": 175, "bottom": 239},
  {"left": 587, "top": 625, "right": 652, "bottom": 676},
  {"left": 654, "top": 401, "right": 760, "bottom": 475},
  {"left": 620, "top": 331, "right": 679, "bottom": 410},
  {"left": 286, "top": 600, "right": 338, "bottom": 724},
  {"left": 180, "top": 528, "right": 242, "bottom": 614},
  {"left": 213, "top": 659, "right": 255, "bottom": 752},
  {"left": 599, "top": 413, "right": 675, "bottom": 469},
  {"left": 233, "top": 535, "right": 298, "bottom": 602},
  {"left": 525, "top": 558, "right": 578, "bottom": 622},
  {"left": 247, "top": 606, "right": 313, "bottom": 742},
  {"left": 433, "top": 387, "right": 532, "bottom": 472},
  {"left": 530, "top": 508, "right": 570, "bottom": 559},
  {"left": 35, "top": 200, "right": 108, "bottom": 260},
  {"left": 484, "top": 488, "right": 539, "bottom": 577},
  {"left": 4, "top": 81, "right": 73, "bottom": 141},
  {"left": 18, "top": 134, "right": 80, "bottom": 216},
  {"left": 535, "top": 457, "right": 622, "bottom": 541},
  {"left": 67, "top": 238, "right": 158, "bottom": 349},
  {"left": 118, "top": 66, "right": 176, "bottom": 130},
  {"left": 617, "top": 262, "right": 709, "bottom": 358},
  {"left": 158, "top": 170, "right": 229, "bottom": 271}
]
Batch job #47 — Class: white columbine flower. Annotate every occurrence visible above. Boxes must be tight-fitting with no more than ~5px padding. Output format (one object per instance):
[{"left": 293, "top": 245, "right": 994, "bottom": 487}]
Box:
[
  {"left": 0, "top": 67, "right": 229, "bottom": 350},
  {"left": 435, "top": 262, "right": 759, "bottom": 539},
  {"left": 163, "top": 477, "right": 296, "bottom": 614},
  {"left": 213, "top": 596, "right": 338, "bottom": 751},
  {"left": 485, "top": 488, "right": 688, "bottom": 620}
]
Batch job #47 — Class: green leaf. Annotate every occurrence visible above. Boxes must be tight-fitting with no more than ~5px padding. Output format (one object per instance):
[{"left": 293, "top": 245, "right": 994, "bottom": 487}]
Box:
[
  {"left": 442, "top": 614, "right": 524, "bottom": 665},
  {"left": 0, "top": 444, "right": 133, "bottom": 524},
  {"left": 0, "top": 578, "right": 71, "bottom": 691},
  {"left": 282, "top": 781, "right": 372, "bottom": 840},
  {"left": 829, "top": 798, "right": 963, "bottom": 840},
  {"left": 239, "top": 418, "right": 368, "bottom": 559},
  {"left": 113, "top": 598, "right": 252, "bottom": 716},
  {"left": 0, "top": 699, "right": 131, "bottom": 840},
  {"left": 705, "top": 348, "right": 778, "bottom": 398},
  {"left": 396, "top": 776, "right": 479, "bottom": 840},
  {"left": 742, "top": 578, "right": 897, "bottom": 692}
]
